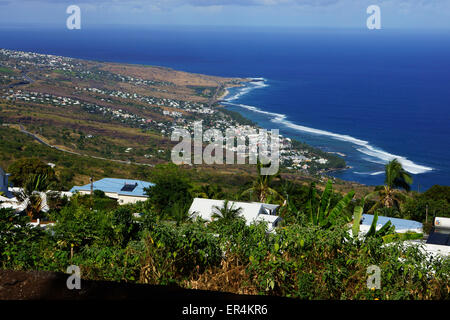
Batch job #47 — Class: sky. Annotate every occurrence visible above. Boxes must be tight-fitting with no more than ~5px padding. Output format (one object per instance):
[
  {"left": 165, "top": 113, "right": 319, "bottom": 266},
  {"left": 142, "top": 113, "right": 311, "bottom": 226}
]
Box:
[{"left": 0, "top": 0, "right": 450, "bottom": 29}]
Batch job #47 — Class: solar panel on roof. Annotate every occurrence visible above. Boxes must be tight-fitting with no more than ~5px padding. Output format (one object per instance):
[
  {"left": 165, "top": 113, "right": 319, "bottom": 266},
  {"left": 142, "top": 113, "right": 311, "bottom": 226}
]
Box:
[
  {"left": 426, "top": 227, "right": 450, "bottom": 246},
  {"left": 121, "top": 183, "right": 138, "bottom": 192}
]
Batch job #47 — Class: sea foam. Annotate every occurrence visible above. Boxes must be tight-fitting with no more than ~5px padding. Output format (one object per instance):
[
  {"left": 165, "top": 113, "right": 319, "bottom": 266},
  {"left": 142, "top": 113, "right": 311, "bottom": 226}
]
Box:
[{"left": 223, "top": 79, "right": 433, "bottom": 175}]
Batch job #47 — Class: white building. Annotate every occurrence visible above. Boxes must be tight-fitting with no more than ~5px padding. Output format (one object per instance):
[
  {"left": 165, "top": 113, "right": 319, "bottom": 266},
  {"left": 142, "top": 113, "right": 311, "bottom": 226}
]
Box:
[
  {"left": 188, "top": 198, "right": 282, "bottom": 232},
  {"left": 70, "top": 178, "right": 155, "bottom": 205}
]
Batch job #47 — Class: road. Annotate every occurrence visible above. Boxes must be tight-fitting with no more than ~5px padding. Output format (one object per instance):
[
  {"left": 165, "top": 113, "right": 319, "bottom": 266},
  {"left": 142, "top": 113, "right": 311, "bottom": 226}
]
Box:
[
  {"left": 4, "top": 71, "right": 154, "bottom": 167},
  {"left": 15, "top": 124, "right": 154, "bottom": 167}
]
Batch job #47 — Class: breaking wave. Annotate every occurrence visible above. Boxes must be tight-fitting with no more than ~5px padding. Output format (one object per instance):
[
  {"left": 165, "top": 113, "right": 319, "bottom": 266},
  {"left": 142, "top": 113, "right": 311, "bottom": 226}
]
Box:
[
  {"left": 223, "top": 79, "right": 433, "bottom": 175},
  {"left": 354, "top": 171, "right": 385, "bottom": 176}
]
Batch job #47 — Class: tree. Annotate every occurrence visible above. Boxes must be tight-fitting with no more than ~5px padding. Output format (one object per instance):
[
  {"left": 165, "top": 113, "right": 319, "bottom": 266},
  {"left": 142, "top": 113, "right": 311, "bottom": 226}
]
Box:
[
  {"left": 192, "top": 184, "right": 224, "bottom": 200},
  {"left": 306, "top": 179, "right": 355, "bottom": 228},
  {"left": 13, "top": 174, "right": 50, "bottom": 220},
  {"left": 352, "top": 198, "right": 421, "bottom": 244},
  {"left": 369, "top": 159, "right": 412, "bottom": 212},
  {"left": 241, "top": 161, "right": 283, "bottom": 203},
  {"left": 51, "top": 204, "right": 110, "bottom": 249},
  {"left": 423, "top": 185, "right": 450, "bottom": 203},
  {"left": 111, "top": 206, "right": 139, "bottom": 247},
  {"left": 0, "top": 208, "right": 45, "bottom": 267},
  {"left": 144, "top": 164, "right": 192, "bottom": 216},
  {"left": 212, "top": 200, "right": 243, "bottom": 223},
  {"left": 8, "top": 158, "right": 57, "bottom": 187},
  {"left": 170, "top": 201, "right": 192, "bottom": 226}
]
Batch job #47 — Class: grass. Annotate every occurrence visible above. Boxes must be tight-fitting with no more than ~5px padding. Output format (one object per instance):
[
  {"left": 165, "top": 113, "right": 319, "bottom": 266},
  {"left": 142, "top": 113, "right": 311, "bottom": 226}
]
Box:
[{"left": 0, "top": 67, "right": 15, "bottom": 75}]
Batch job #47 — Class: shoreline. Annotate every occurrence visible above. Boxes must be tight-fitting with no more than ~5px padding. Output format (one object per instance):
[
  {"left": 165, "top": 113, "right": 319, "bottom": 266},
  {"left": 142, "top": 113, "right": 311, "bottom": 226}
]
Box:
[
  {"left": 215, "top": 79, "right": 349, "bottom": 176},
  {"left": 216, "top": 78, "right": 434, "bottom": 183},
  {"left": 216, "top": 87, "right": 229, "bottom": 101},
  {"left": 215, "top": 79, "right": 252, "bottom": 102}
]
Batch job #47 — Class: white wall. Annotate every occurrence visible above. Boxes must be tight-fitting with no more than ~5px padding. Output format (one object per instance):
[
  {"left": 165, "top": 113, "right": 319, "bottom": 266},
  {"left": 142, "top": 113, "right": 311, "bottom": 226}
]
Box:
[{"left": 74, "top": 190, "right": 147, "bottom": 205}]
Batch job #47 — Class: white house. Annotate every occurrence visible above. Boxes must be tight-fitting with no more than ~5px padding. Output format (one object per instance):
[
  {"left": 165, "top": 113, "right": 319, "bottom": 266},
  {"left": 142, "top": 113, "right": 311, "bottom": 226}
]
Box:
[
  {"left": 70, "top": 178, "right": 155, "bottom": 205},
  {"left": 188, "top": 198, "right": 282, "bottom": 232}
]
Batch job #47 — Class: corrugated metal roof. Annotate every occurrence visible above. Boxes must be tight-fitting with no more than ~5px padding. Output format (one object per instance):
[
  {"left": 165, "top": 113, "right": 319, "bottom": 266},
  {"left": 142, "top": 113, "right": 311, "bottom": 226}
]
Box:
[
  {"left": 70, "top": 178, "right": 154, "bottom": 197},
  {"left": 361, "top": 214, "right": 423, "bottom": 233}
]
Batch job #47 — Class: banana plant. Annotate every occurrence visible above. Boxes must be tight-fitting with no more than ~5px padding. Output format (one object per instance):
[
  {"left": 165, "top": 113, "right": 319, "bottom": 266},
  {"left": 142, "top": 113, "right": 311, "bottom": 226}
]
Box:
[
  {"left": 365, "top": 211, "right": 393, "bottom": 238},
  {"left": 352, "top": 197, "right": 365, "bottom": 237},
  {"left": 352, "top": 194, "right": 397, "bottom": 241},
  {"left": 353, "top": 205, "right": 423, "bottom": 243},
  {"left": 306, "top": 180, "right": 355, "bottom": 228}
]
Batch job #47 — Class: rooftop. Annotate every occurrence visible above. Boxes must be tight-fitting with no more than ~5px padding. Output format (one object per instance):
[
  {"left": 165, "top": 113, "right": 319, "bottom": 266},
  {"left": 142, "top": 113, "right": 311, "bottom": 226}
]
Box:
[
  {"left": 361, "top": 214, "right": 423, "bottom": 233},
  {"left": 70, "top": 178, "right": 154, "bottom": 198},
  {"left": 188, "top": 198, "right": 281, "bottom": 232}
]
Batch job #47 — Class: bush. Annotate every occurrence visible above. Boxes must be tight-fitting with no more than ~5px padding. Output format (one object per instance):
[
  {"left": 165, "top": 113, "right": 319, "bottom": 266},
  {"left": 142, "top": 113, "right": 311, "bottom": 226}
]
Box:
[
  {"left": 8, "top": 158, "right": 58, "bottom": 187},
  {"left": 144, "top": 164, "right": 192, "bottom": 217},
  {"left": 1, "top": 199, "right": 448, "bottom": 300}
]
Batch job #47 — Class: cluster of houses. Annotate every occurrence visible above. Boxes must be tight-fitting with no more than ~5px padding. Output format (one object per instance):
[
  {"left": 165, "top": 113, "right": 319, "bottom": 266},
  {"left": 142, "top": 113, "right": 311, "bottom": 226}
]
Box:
[
  {"left": 1, "top": 165, "right": 449, "bottom": 257},
  {"left": 1, "top": 48, "right": 336, "bottom": 174}
]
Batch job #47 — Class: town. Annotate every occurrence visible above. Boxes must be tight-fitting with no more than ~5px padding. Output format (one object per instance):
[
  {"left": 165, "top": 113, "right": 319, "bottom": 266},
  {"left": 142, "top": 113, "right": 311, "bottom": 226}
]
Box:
[{"left": 0, "top": 48, "right": 344, "bottom": 173}]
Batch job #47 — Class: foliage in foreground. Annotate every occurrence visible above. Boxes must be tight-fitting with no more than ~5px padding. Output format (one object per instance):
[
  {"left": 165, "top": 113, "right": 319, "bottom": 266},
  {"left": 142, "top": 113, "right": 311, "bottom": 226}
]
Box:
[
  {"left": 0, "top": 205, "right": 448, "bottom": 300},
  {"left": 1, "top": 159, "right": 449, "bottom": 300}
]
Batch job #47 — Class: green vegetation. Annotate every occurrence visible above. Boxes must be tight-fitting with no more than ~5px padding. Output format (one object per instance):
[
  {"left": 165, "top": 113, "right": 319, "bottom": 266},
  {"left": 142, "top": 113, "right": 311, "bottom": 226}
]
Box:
[
  {"left": 0, "top": 66, "right": 15, "bottom": 75},
  {"left": 0, "top": 126, "right": 147, "bottom": 190},
  {"left": 187, "top": 85, "right": 217, "bottom": 98},
  {"left": 0, "top": 159, "right": 448, "bottom": 300},
  {"left": 369, "top": 159, "right": 413, "bottom": 212},
  {"left": 212, "top": 200, "right": 244, "bottom": 223},
  {"left": 241, "top": 161, "right": 283, "bottom": 203},
  {"left": 143, "top": 164, "right": 193, "bottom": 217},
  {"left": 8, "top": 158, "right": 57, "bottom": 187},
  {"left": 13, "top": 173, "right": 50, "bottom": 219},
  {"left": 305, "top": 179, "right": 354, "bottom": 228}
]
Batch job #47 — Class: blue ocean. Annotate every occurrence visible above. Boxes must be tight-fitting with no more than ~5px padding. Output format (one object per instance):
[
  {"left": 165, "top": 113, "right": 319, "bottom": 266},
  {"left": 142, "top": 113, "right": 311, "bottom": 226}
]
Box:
[{"left": 1, "top": 26, "right": 449, "bottom": 190}]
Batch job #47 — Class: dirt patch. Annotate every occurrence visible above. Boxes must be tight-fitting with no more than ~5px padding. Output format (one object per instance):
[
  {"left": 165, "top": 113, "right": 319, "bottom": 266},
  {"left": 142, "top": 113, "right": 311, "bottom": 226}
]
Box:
[{"left": 0, "top": 269, "right": 276, "bottom": 301}]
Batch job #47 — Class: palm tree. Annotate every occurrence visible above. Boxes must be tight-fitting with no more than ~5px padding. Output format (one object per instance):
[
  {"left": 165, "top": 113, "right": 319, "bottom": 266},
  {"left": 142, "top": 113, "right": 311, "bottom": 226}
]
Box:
[
  {"left": 212, "top": 200, "right": 243, "bottom": 223},
  {"left": 369, "top": 159, "right": 412, "bottom": 212},
  {"left": 14, "top": 173, "right": 49, "bottom": 220},
  {"left": 170, "top": 201, "right": 192, "bottom": 226},
  {"left": 192, "top": 184, "right": 224, "bottom": 199},
  {"left": 241, "top": 161, "right": 283, "bottom": 203}
]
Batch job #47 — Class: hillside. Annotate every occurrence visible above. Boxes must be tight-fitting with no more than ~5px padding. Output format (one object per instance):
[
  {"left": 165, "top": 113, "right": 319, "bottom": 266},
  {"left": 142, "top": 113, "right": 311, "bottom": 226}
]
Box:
[{"left": 0, "top": 48, "right": 346, "bottom": 175}]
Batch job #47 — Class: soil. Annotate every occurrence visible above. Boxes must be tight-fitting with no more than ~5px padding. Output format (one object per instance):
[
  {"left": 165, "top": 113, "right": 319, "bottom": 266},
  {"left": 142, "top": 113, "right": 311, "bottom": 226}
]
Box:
[{"left": 0, "top": 269, "right": 277, "bottom": 301}]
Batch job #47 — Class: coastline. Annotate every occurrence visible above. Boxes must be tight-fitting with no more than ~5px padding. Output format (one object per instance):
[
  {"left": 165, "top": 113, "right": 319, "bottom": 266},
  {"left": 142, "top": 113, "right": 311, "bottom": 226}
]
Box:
[
  {"left": 1, "top": 47, "right": 438, "bottom": 189},
  {"left": 217, "top": 88, "right": 230, "bottom": 101},
  {"left": 216, "top": 78, "right": 435, "bottom": 187},
  {"left": 216, "top": 79, "right": 252, "bottom": 102},
  {"left": 214, "top": 79, "right": 348, "bottom": 175}
]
